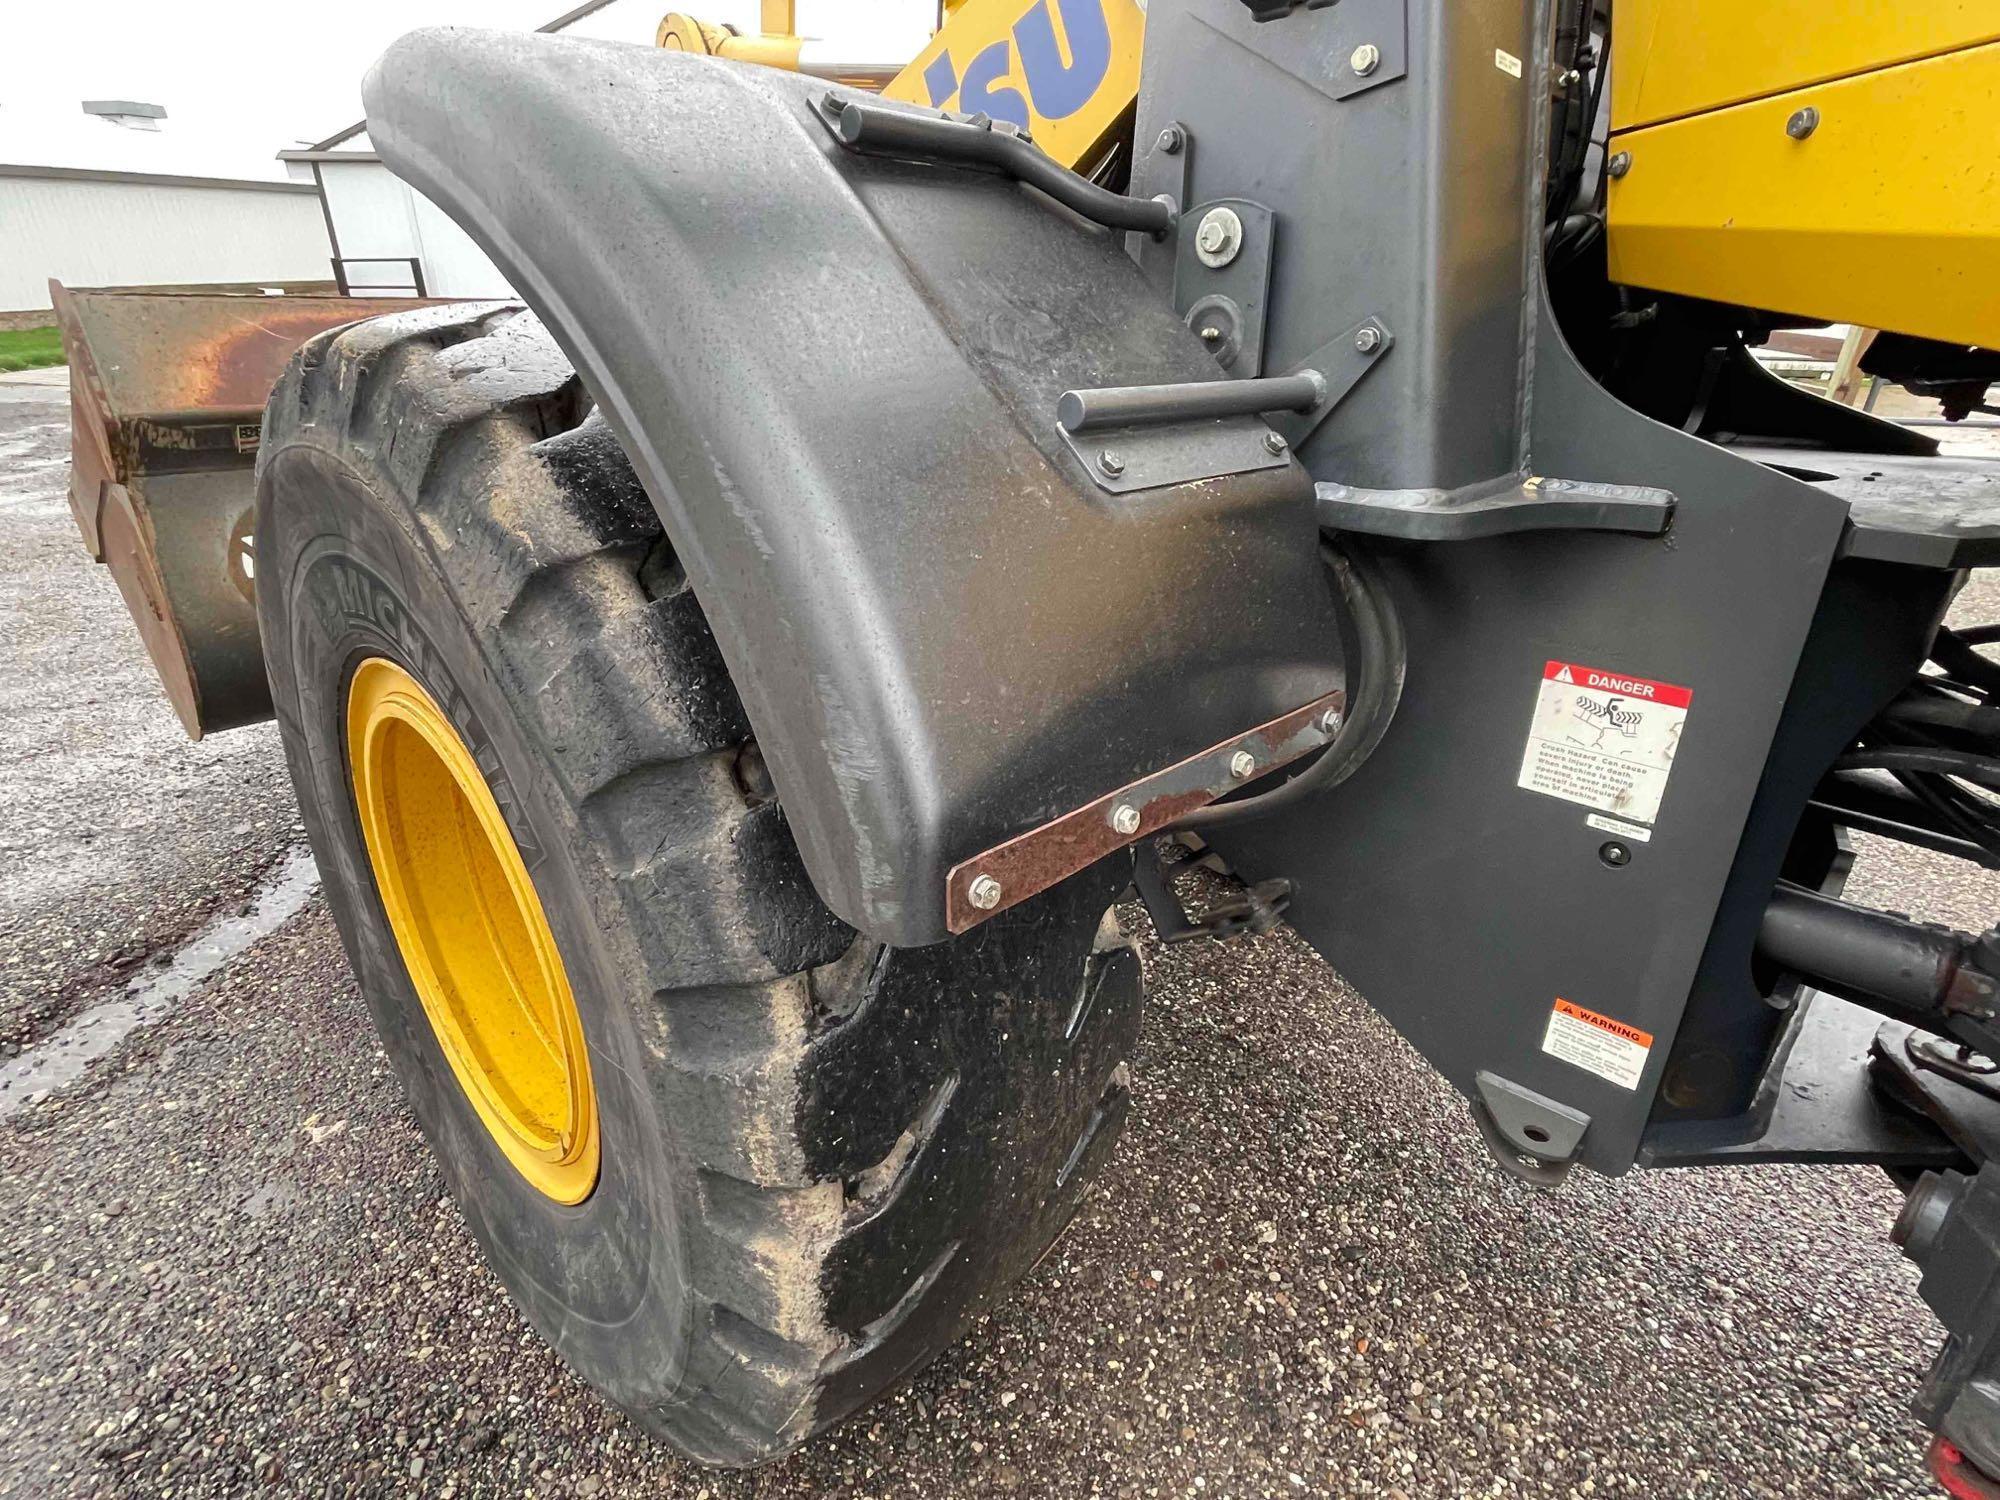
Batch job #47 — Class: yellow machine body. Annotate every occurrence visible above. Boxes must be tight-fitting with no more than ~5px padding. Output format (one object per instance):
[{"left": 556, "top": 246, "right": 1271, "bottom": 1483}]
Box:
[{"left": 1606, "top": 1, "right": 2000, "bottom": 349}]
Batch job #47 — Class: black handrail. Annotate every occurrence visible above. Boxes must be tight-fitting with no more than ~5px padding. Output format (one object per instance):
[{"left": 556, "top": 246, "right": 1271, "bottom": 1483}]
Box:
[{"left": 823, "top": 94, "right": 1179, "bottom": 239}]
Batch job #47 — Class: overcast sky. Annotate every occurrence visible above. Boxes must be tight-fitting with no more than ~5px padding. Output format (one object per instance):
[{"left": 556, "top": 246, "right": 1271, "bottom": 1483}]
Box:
[{"left": 0, "top": 0, "right": 935, "bottom": 180}]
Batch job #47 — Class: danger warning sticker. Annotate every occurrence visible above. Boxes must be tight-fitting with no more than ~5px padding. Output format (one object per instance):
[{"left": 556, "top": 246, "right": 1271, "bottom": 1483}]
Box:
[
  {"left": 1518, "top": 661, "right": 1691, "bottom": 827},
  {"left": 1542, "top": 998, "right": 1654, "bottom": 1090}
]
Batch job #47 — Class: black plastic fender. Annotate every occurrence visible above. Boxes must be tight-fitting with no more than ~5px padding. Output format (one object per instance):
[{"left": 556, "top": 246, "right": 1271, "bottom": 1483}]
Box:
[{"left": 362, "top": 29, "right": 1346, "bottom": 944}]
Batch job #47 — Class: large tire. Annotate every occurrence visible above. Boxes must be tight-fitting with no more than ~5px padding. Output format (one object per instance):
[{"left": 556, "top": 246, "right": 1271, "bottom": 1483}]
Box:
[{"left": 253, "top": 304, "right": 1144, "bottom": 1465}]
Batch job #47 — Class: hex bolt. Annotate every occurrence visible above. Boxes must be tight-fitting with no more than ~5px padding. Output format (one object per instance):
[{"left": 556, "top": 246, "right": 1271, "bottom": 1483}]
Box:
[
  {"left": 1598, "top": 841, "right": 1632, "bottom": 868},
  {"left": 1156, "top": 125, "right": 1185, "bottom": 155},
  {"left": 1109, "top": 803, "right": 1142, "bottom": 836},
  {"left": 1607, "top": 150, "right": 1632, "bottom": 180},
  {"left": 1350, "top": 43, "right": 1381, "bottom": 76},
  {"left": 1097, "top": 448, "right": 1126, "bottom": 478},
  {"left": 1263, "top": 431, "right": 1288, "bottom": 456},
  {"left": 967, "top": 874, "right": 1004, "bottom": 910},
  {"left": 1194, "top": 206, "right": 1244, "bottom": 269},
  {"left": 1229, "top": 749, "right": 1258, "bottom": 780},
  {"left": 1319, "top": 707, "right": 1343, "bottom": 735},
  {"left": 1355, "top": 326, "right": 1383, "bottom": 355},
  {"left": 1200, "top": 324, "right": 1223, "bottom": 343},
  {"left": 1786, "top": 106, "right": 1820, "bottom": 140}
]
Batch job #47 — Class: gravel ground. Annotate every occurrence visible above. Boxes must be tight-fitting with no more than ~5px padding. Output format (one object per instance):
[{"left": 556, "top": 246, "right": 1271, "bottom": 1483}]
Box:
[
  {"left": 0, "top": 369, "right": 1982, "bottom": 1498},
  {"left": 0, "top": 376, "right": 301, "bottom": 1053}
]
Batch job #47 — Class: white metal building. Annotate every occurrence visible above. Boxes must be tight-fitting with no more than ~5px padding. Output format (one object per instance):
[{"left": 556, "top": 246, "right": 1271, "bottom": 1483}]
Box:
[
  {"left": 0, "top": 165, "right": 332, "bottom": 319},
  {"left": 281, "top": 0, "right": 933, "bottom": 298}
]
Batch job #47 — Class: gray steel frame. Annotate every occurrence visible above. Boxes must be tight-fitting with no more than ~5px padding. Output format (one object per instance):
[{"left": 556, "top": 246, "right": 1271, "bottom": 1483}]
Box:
[{"left": 1130, "top": 0, "right": 1892, "bottom": 1176}]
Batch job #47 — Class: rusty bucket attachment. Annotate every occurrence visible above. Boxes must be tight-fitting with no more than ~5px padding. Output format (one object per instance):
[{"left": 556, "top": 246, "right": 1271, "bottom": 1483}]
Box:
[{"left": 51, "top": 280, "right": 448, "bottom": 738}]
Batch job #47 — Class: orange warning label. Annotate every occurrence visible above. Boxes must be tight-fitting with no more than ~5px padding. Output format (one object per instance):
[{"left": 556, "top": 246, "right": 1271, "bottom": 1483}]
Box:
[
  {"left": 1552, "top": 998, "right": 1653, "bottom": 1048},
  {"left": 1543, "top": 998, "right": 1653, "bottom": 1090}
]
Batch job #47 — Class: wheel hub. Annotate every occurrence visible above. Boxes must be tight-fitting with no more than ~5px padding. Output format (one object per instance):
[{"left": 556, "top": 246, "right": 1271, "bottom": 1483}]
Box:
[{"left": 346, "top": 657, "right": 598, "bottom": 1204}]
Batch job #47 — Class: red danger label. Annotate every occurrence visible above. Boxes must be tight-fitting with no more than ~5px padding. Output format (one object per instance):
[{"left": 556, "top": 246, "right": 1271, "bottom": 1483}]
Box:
[{"left": 1543, "top": 661, "right": 1691, "bottom": 710}]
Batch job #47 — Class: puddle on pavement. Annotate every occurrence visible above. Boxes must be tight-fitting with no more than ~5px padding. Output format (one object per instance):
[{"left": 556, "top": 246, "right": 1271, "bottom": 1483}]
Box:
[{"left": 0, "top": 846, "right": 321, "bottom": 1120}]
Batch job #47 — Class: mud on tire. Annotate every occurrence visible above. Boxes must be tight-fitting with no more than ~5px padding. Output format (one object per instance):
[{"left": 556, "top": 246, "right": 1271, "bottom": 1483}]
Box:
[{"left": 253, "top": 304, "right": 1144, "bottom": 1464}]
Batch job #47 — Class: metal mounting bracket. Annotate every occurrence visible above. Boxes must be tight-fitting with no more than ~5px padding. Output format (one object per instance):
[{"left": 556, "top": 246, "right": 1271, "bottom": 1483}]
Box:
[
  {"left": 1317, "top": 473, "right": 1677, "bottom": 541},
  {"left": 1128, "top": 120, "right": 1192, "bottom": 283},
  {"left": 1058, "top": 417, "right": 1292, "bottom": 496},
  {"left": 1175, "top": 198, "right": 1277, "bottom": 375},
  {"left": 1268, "top": 317, "right": 1395, "bottom": 448},
  {"left": 1473, "top": 1071, "right": 1592, "bottom": 1187},
  {"left": 1056, "top": 370, "right": 1324, "bottom": 494},
  {"left": 1132, "top": 840, "right": 1292, "bottom": 943}
]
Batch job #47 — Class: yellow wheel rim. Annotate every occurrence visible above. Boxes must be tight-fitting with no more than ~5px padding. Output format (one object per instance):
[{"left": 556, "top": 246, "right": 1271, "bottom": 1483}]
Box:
[{"left": 346, "top": 657, "right": 599, "bottom": 1205}]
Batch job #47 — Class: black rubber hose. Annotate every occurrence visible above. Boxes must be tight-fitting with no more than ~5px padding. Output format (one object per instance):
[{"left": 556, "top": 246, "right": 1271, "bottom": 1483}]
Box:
[
  {"left": 1168, "top": 540, "right": 1405, "bottom": 832},
  {"left": 1881, "top": 694, "right": 2000, "bottom": 739},
  {"left": 1838, "top": 747, "right": 2000, "bottom": 791}
]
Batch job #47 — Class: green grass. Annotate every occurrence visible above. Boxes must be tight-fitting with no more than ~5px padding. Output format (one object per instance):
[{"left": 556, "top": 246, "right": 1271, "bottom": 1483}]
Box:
[{"left": 0, "top": 326, "right": 65, "bottom": 373}]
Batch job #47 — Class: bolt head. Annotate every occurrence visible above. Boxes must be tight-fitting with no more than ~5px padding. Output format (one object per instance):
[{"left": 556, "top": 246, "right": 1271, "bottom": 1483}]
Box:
[
  {"left": 1097, "top": 448, "right": 1126, "bottom": 477},
  {"left": 1354, "top": 326, "right": 1383, "bottom": 354},
  {"left": 1229, "top": 749, "right": 1257, "bottom": 780},
  {"left": 1110, "top": 803, "right": 1142, "bottom": 836},
  {"left": 1262, "top": 431, "right": 1288, "bottom": 456},
  {"left": 1199, "top": 324, "right": 1222, "bottom": 343},
  {"left": 967, "top": 874, "right": 1004, "bottom": 910},
  {"left": 1607, "top": 150, "right": 1632, "bottom": 180},
  {"left": 1598, "top": 841, "right": 1632, "bottom": 868},
  {"left": 1193, "top": 206, "right": 1244, "bottom": 268},
  {"left": 1786, "top": 105, "right": 1820, "bottom": 140},
  {"left": 1350, "top": 43, "right": 1381, "bottom": 76},
  {"left": 1319, "top": 707, "right": 1343, "bottom": 735},
  {"left": 1156, "top": 125, "right": 1184, "bottom": 155}
]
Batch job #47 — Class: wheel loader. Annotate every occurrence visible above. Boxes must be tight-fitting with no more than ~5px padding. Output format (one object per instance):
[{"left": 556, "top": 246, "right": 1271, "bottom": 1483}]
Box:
[{"left": 47, "top": 0, "right": 2000, "bottom": 1481}]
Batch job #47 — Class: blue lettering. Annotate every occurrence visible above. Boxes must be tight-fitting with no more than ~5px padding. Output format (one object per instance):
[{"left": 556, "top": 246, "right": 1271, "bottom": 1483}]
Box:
[
  {"left": 922, "top": 49, "right": 960, "bottom": 108},
  {"left": 959, "top": 39, "right": 1032, "bottom": 130},
  {"left": 1013, "top": 0, "right": 1112, "bottom": 120}
]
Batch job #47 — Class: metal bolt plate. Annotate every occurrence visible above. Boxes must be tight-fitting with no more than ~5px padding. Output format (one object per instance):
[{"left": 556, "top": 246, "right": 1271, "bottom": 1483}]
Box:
[{"left": 944, "top": 690, "right": 1344, "bottom": 933}]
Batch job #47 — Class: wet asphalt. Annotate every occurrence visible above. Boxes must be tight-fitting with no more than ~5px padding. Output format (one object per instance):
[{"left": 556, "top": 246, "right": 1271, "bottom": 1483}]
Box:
[{"left": 0, "top": 367, "right": 1985, "bottom": 1498}]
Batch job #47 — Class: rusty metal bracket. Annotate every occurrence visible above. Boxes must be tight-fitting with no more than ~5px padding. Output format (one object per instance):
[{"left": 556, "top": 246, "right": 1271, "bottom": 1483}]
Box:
[{"left": 944, "top": 689, "right": 1344, "bottom": 933}]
